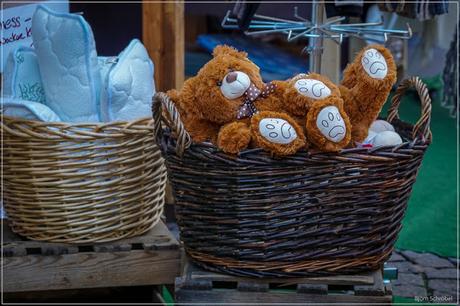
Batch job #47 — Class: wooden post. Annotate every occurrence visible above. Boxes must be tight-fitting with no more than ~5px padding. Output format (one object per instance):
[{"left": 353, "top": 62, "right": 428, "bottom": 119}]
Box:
[
  {"left": 142, "top": 3, "right": 184, "bottom": 92},
  {"left": 321, "top": 37, "right": 341, "bottom": 83},
  {"left": 320, "top": 12, "right": 341, "bottom": 83}
]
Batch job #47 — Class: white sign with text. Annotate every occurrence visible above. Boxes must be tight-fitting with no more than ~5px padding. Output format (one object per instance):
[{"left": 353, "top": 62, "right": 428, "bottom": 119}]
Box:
[{"left": 1, "top": 1, "right": 69, "bottom": 72}]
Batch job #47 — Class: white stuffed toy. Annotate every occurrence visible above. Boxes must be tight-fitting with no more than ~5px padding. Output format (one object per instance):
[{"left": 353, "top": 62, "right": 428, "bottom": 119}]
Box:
[{"left": 363, "top": 119, "right": 403, "bottom": 147}]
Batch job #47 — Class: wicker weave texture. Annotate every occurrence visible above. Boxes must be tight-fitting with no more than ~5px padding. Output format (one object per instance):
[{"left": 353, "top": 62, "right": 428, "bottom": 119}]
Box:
[
  {"left": 153, "top": 77, "right": 432, "bottom": 277},
  {"left": 2, "top": 117, "right": 167, "bottom": 243}
]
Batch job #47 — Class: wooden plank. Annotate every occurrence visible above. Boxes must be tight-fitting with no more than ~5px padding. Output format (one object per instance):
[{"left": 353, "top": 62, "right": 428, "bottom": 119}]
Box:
[
  {"left": 2, "top": 221, "right": 178, "bottom": 255},
  {"left": 142, "top": 3, "right": 184, "bottom": 92},
  {"left": 3, "top": 222, "right": 180, "bottom": 292},
  {"left": 4, "top": 285, "right": 166, "bottom": 303},
  {"left": 175, "top": 289, "right": 392, "bottom": 305},
  {"left": 354, "top": 269, "right": 385, "bottom": 296},
  {"left": 4, "top": 248, "right": 180, "bottom": 292},
  {"left": 176, "top": 257, "right": 391, "bottom": 304},
  {"left": 237, "top": 281, "right": 269, "bottom": 292},
  {"left": 185, "top": 258, "right": 374, "bottom": 285},
  {"left": 297, "top": 283, "right": 328, "bottom": 294},
  {"left": 189, "top": 270, "right": 374, "bottom": 285}
]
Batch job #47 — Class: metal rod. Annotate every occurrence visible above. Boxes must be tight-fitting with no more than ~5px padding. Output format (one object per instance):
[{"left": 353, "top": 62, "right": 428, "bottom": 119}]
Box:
[
  {"left": 308, "top": 0, "right": 324, "bottom": 73},
  {"left": 252, "top": 13, "right": 304, "bottom": 24},
  {"left": 220, "top": 5, "right": 413, "bottom": 73},
  {"left": 246, "top": 26, "right": 307, "bottom": 36}
]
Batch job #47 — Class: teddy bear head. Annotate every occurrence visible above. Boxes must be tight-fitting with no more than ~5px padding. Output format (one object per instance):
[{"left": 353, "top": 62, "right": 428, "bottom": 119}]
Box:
[
  {"left": 282, "top": 73, "right": 342, "bottom": 117},
  {"left": 180, "top": 45, "right": 265, "bottom": 124}
]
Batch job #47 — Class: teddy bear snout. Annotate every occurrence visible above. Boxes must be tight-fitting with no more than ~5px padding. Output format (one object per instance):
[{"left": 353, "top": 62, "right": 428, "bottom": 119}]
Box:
[{"left": 220, "top": 71, "right": 251, "bottom": 99}]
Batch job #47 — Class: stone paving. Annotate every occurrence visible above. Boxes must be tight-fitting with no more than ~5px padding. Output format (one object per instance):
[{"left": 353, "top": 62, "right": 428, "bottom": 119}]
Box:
[{"left": 388, "top": 250, "right": 458, "bottom": 303}]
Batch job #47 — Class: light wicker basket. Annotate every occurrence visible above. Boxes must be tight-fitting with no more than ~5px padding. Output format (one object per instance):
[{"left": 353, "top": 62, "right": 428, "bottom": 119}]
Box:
[{"left": 1, "top": 117, "right": 167, "bottom": 243}]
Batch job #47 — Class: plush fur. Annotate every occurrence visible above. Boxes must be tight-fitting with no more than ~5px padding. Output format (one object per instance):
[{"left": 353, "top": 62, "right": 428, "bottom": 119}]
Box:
[
  {"left": 251, "top": 111, "right": 306, "bottom": 156},
  {"left": 167, "top": 44, "right": 396, "bottom": 155},
  {"left": 167, "top": 45, "right": 304, "bottom": 155},
  {"left": 305, "top": 97, "right": 352, "bottom": 152},
  {"left": 217, "top": 121, "right": 252, "bottom": 154},
  {"left": 339, "top": 44, "right": 397, "bottom": 143},
  {"left": 273, "top": 73, "right": 352, "bottom": 152}
]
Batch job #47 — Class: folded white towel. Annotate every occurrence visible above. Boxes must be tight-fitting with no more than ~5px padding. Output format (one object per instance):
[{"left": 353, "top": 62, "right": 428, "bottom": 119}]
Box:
[
  {"left": 2, "top": 47, "right": 46, "bottom": 104},
  {"left": 2, "top": 97, "right": 61, "bottom": 122},
  {"left": 32, "top": 5, "right": 101, "bottom": 122},
  {"left": 100, "top": 39, "right": 155, "bottom": 122}
]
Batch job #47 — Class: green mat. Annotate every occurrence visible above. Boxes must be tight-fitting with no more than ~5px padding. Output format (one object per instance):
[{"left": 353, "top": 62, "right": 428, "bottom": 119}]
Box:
[
  {"left": 379, "top": 83, "right": 457, "bottom": 257},
  {"left": 393, "top": 295, "right": 455, "bottom": 305}
]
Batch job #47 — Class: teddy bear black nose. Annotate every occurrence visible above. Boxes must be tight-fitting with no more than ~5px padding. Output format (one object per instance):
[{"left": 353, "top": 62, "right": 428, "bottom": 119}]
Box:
[{"left": 226, "top": 72, "right": 238, "bottom": 83}]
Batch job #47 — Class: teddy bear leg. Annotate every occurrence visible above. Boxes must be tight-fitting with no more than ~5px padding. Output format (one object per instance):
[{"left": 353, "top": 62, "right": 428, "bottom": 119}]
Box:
[
  {"left": 342, "top": 45, "right": 397, "bottom": 90},
  {"left": 217, "top": 122, "right": 252, "bottom": 154},
  {"left": 351, "top": 122, "right": 370, "bottom": 145},
  {"left": 305, "top": 98, "right": 352, "bottom": 152},
  {"left": 251, "top": 111, "right": 306, "bottom": 156},
  {"left": 340, "top": 45, "right": 397, "bottom": 143}
]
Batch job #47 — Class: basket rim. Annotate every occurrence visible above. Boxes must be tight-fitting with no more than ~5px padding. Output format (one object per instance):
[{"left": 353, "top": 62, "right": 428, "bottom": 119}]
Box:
[
  {"left": 1, "top": 115, "right": 153, "bottom": 126},
  {"left": 160, "top": 119, "right": 430, "bottom": 164},
  {"left": 1, "top": 115, "right": 155, "bottom": 140}
]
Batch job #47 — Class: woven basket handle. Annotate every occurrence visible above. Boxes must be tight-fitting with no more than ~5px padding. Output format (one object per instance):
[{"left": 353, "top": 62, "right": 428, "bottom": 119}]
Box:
[
  {"left": 387, "top": 76, "right": 432, "bottom": 142},
  {"left": 152, "top": 92, "right": 192, "bottom": 156}
]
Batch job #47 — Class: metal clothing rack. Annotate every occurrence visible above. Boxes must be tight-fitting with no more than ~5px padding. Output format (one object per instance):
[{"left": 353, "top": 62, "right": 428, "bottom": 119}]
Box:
[{"left": 222, "top": 1, "right": 412, "bottom": 73}]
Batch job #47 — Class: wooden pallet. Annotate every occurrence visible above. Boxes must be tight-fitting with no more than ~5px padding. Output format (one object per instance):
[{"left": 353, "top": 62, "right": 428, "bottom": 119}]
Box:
[
  {"left": 2, "top": 221, "right": 180, "bottom": 293},
  {"left": 175, "top": 257, "right": 392, "bottom": 305}
]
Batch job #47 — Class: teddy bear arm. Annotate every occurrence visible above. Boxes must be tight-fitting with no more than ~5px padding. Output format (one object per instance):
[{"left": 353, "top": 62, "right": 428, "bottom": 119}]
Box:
[
  {"left": 217, "top": 122, "right": 252, "bottom": 154},
  {"left": 338, "top": 85, "right": 359, "bottom": 121},
  {"left": 183, "top": 116, "right": 220, "bottom": 144},
  {"left": 339, "top": 84, "right": 383, "bottom": 143},
  {"left": 340, "top": 63, "right": 359, "bottom": 89},
  {"left": 250, "top": 111, "right": 306, "bottom": 156},
  {"left": 305, "top": 97, "right": 352, "bottom": 152}
]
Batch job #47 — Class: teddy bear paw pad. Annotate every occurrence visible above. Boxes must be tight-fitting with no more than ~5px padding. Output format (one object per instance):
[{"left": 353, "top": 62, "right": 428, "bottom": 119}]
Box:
[
  {"left": 294, "top": 78, "right": 331, "bottom": 99},
  {"left": 259, "top": 118, "right": 298, "bottom": 144},
  {"left": 361, "top": 48, "right": 388, "bottom": 79},
  {"left": 316, "top": 106, "right": 346, "bottom": 142}
]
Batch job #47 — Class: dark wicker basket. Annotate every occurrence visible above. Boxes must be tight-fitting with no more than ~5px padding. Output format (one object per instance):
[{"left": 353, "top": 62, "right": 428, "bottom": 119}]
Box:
[{"left": 153, "top": 77, "right": 432, "bottom": 278}]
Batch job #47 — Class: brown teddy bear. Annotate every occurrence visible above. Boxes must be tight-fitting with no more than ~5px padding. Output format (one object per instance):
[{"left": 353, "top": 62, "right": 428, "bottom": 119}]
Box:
[
  {"left": 270, "top": 73, "right": 352, "bottom": 152},
  {"left": 339, "top": 44, "right": 397, "bottom": 143},
  {"left": 167, "top": 45, "right": 306, "bottom": 156},
  {"left": 265, "top": 44, "right": 397, "bottom": 148},
  {"left": 167, "top": 44, "right": 396, "bottom": 155}
]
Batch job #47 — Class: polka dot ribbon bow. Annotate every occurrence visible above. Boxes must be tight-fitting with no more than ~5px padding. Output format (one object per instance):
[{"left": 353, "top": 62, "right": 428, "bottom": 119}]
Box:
[{"left": 237, "top": 82, "right": 277, "bottom": 120}]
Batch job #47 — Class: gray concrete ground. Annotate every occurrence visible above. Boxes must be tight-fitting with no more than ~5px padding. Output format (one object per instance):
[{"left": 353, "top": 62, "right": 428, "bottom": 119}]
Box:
[{"left": 388, "top": 250, "right": 458, "bottom": 304}]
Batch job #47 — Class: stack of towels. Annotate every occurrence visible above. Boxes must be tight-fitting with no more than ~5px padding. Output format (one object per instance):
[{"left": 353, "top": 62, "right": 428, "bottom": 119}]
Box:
[{"left": 2, "top": 5, "right": 155, "bottom": 123}]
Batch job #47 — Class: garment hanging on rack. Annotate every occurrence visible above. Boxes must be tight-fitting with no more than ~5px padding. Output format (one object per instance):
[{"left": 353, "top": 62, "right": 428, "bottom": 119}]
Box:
[
  {"left": 442, "top": 29, "right": 457, "bottom": 120},
  {"left": 231, "top": 0, "right": 260, "bottom": 31},
  {"left": 325, "top": 0, "right": 363, "bottom": 18},
  {"left": 378, "top": 0, "right": 449, "bottom": 21}
]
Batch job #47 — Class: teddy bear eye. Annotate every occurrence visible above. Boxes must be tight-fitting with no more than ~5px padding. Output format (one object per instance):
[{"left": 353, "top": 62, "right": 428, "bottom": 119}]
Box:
[{"left": 216, "top": 81, "right": 222, "bottom": 86}]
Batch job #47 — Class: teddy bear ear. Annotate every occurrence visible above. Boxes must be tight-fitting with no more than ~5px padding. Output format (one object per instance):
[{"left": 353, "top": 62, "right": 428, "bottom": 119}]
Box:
[{"left": 212, "top": 45, "right": 248, "bottom": 59}]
